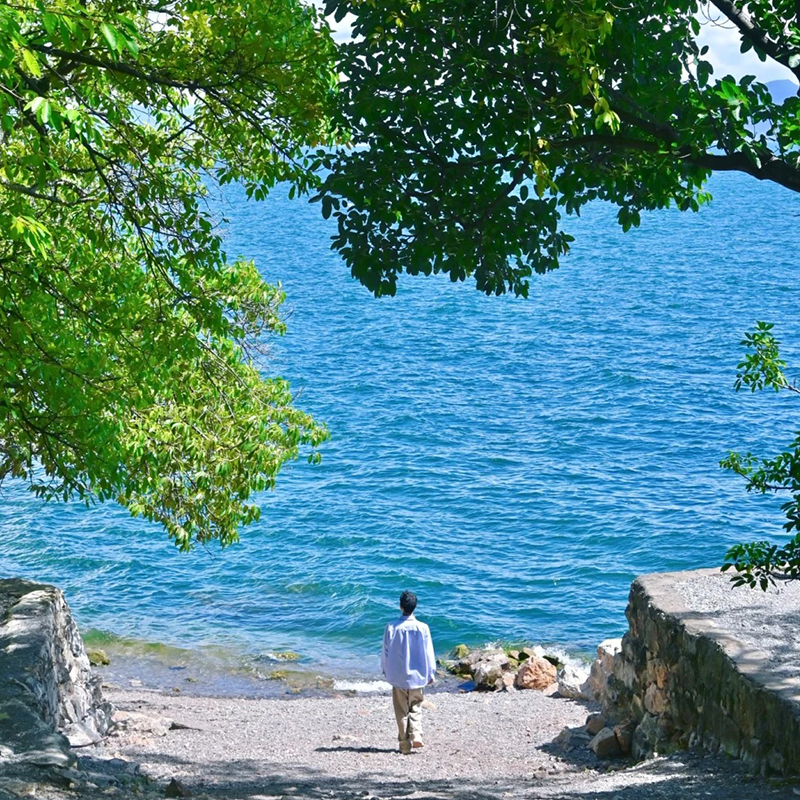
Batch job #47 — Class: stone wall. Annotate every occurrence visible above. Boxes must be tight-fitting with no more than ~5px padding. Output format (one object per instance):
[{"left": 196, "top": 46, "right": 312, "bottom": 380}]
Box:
[
  {"left": 0, "top": 578, "right": 112, "bottom": 767},
  {"left": 604, "top": 569, "right": 800, "bottom": 775}
]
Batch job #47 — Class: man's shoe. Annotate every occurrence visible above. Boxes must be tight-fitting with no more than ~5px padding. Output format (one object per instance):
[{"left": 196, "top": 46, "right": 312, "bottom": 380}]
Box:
[
  {"left": 399, "top": 740, "right": 412, "bottom": 755},
  {"left": 411, "top": 739, "right": 425, "bottom": 749}
]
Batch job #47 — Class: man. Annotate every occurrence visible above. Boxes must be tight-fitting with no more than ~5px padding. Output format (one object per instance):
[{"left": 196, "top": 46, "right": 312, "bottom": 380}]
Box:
[{"left": 381, "top": 590, "right": 436, "bottom": 754}]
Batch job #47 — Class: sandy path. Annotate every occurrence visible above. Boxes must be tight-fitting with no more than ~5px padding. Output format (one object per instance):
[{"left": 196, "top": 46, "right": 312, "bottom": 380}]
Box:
[{"left": 88, "top": 687, "right": 796, "bottom": 800}]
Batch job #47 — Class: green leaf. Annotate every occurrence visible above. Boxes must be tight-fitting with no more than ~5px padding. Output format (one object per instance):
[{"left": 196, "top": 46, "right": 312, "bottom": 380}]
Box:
[
  {"left": 21, "top": 49, "right": 42, "bottom": 77},
  {"left": 100, "top": 22, "right": 119, "bottom": 53}
]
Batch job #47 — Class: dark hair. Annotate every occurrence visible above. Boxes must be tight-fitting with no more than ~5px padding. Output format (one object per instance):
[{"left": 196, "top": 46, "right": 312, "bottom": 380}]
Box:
[{"left": 400, "top": 590, "right": 417, "bottom": 615}]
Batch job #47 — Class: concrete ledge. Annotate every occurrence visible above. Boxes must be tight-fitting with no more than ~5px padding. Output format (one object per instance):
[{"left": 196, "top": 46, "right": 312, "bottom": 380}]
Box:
[{"left": 607, "top": 568, "right": 800, "bottom": 774}]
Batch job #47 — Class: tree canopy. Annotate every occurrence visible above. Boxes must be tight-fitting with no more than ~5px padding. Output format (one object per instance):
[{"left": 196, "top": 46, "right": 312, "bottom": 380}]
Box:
[
  {"left": 0, "top": 1, "right": 337, "bottom": 549},
  {"left": 318, "top": 1, "right": 800, "bottom": 585},
  {"left": 318, "top": 0, "right": 800, "bottom": 297}
]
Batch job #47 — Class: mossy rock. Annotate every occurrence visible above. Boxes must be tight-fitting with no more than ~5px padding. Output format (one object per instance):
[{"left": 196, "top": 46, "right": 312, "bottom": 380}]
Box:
[
  {"left": 88, "top": 649, "right": 110, "bottom": 666},
  {"left": 273, "top": 651, "right": 302, "bottom": 661},
  {"left": 450, "top": 644, "right": 470, "bottom": 660},
  {"left": 543, "top": 654, "right": 564, "bottom": 669},
  {"left": 268, "top": 670, "right": 289, "bottom": 681}
]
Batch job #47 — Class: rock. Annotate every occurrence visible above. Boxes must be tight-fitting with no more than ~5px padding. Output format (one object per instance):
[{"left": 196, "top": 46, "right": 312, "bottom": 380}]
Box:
[
  {"left": 450, "top": 644, "right": 470, "bottom": 660},
  {"left": 514, "top": 657, "right": 557, "bottom": 690},
  {"left": 165, "top": 778, "right": 192, "bottom": 798},
  {"left": 63, "top": 720, "right": 103, "bottom": 747},
  {"left": 272, "top": 651, "right": 301, "bottom": 661},
  {"left": 494, "top": 672, "right": 516, "bottom": 692},
  {"left": 644, "top": 682, "right": 666, "bottom": 715},
  {"left": 472, "top": 652, "right": 510, "bottom": 690},
  {"left": 88, "top": 650, "right": 110, "bottom": 667},
  {"left": 614, "top": 719, "right": 637, "bottom": 755},
  {"left": 555, "top": 727, "right": 572, "bottom": 747},
  {"left": 557, "top": 664, "right": 592, "bottom": 700},
  {"left": 519, "top": 647, "right": 537, "bottom": 661},
  {"left": 589, "top": 727, "right": 622, "bottom": 759},
  {"left": 111, "top": 710, "right": 172, "bottom": 738},
  {"left": 587, "top": 637, "right": 622, "bottom": 704},
  {"left": 585, "top": 712, "right": 606, "bottom": 736}
]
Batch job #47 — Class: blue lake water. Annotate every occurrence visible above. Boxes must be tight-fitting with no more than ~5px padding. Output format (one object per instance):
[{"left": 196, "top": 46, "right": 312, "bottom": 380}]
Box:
[{"left": 1, "top": 173, "right": 798, "bottom": 679}]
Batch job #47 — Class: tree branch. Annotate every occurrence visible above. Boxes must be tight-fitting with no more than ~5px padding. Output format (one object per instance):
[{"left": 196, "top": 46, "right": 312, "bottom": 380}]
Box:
[{"left": 708, "top": 0, "right": 800, "bottom": 82}]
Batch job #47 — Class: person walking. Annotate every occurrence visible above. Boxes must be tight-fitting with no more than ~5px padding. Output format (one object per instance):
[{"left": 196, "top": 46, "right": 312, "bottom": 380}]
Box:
[{"left": 381, "top": 590, "right": 436, "bottom": 754}]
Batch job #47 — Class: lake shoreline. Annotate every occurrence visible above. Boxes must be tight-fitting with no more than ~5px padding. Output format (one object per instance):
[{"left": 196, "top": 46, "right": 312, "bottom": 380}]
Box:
[{"left": 89, "top": 634, "right": 596, "bottom": 701}]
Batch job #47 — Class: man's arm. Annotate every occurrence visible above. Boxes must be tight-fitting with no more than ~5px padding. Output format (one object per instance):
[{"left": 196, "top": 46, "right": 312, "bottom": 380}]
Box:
[
  {"left": 380, "top": 625, "right": 390, "bottom": 678},
  {"left": 424, "top": 626, "right": 436, "bottom": 684}
]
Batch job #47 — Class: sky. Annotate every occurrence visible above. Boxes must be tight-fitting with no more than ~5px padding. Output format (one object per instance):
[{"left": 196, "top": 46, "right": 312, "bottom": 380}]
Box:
[{"left": 322, "top": 5, "right": 798, "bottom": 86}]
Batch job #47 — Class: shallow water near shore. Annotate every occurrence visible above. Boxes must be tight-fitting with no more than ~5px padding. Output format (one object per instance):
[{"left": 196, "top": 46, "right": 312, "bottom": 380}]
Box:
[{"left": 1, "top": 172, "right": 798, "bottom": 688}]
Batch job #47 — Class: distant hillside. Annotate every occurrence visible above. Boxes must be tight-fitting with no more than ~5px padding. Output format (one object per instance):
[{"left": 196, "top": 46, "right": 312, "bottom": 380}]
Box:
[{"left": 767, "top": 80, "right": 798, "bottom": 103}]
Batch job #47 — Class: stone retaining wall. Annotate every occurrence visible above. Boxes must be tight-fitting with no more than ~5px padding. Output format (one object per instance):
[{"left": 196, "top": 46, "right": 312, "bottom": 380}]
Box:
[
  {"left": 0, "top": 578, "right": 112, "bottom": 767},
  {"left": 606, "top": 569, "right": 800, "bottom": 775}
]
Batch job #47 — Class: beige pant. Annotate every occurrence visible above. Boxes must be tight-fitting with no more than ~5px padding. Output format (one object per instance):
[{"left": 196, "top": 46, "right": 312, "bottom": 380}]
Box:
[{"left": 392, "top": 686, "right": 424, "bottom": 744}]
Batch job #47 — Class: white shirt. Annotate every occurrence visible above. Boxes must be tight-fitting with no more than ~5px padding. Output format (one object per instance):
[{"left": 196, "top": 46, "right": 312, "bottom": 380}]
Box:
[{"left": 381, "top": 613, "right": 436, "bottom": 689}]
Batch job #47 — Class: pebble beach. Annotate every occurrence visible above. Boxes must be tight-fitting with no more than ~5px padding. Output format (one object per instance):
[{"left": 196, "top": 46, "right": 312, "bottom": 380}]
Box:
[{"left": 60, "top": 685, "right": 791, "bottom": 800}]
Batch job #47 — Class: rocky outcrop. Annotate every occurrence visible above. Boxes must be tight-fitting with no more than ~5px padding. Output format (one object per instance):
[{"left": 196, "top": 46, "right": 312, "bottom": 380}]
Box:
[
  {"left": 0, "top": 578, "right": 112, "bottom": 767},
  {"left": 604, "top": 569, "right": 800, "bottom": 775},
  {"left": 445, "top": 646, "right": 560, "bottom": 692}
]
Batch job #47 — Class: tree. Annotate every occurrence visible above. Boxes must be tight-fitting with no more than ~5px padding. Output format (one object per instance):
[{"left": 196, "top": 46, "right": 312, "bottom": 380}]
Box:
[
  {"left": 317, "top": 0, "right": 799, "bottom": 297},
  {"left": 0, "top": 1, "right": 337, "bottom": 549},
  {"left": 316, "top": 1, "right": 800, "bottom": 584},
  {"left": 721, "top": 323, "right": 800, "bottom": 588}
]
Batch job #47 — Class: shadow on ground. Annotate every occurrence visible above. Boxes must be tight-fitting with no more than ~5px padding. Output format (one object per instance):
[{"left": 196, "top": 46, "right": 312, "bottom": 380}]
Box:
[{"left": 69, "top": 750, "right": 792, "bottom": 800}]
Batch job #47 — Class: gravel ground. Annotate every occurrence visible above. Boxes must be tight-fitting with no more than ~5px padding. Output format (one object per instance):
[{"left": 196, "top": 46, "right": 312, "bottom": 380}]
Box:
[
  {"left": 40, "top": 686, "right": 791, "bottom": 800},
  {"left": 676, "top": 571, "right": 800, "bottom": 684}
]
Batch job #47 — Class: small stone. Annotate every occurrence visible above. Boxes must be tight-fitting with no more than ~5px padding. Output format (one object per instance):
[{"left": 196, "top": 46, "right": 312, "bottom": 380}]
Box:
[
  {"left": 614, "top": 719, "right": 637, "bottom": 755},
  {"left": 88, "top": 650, "right": 111, "bottom": 666},
  {"left": 589, "top": 727, "right": 622, "bottom": 759},
  {"left": 514, "top": 657, "right": 557, "bottom": 690},
  {"left": 586, "top": 712, "right": 606, "bottom": 736},
  {"left": 165, "top": 777, "right": 192, "bottom": 798},
  {"left": 555, "top": 727, "right": 572, "bottom": 747},
  {"left": 129, "top": 679, "right": 142, "bottom": 687}
]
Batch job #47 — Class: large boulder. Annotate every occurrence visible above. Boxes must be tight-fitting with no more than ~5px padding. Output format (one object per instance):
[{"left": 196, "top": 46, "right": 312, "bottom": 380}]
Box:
[
  {"left": 514, "top": 656, "right": 557, "bottom": 690},
  {"left": 0, "top": 579, "right": 113, "bottom": 765}
]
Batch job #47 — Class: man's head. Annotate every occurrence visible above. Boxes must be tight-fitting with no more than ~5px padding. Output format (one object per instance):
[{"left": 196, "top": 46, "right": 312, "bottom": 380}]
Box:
[{"left": 399, "top": 590, "right": 417, "bottom": 616}]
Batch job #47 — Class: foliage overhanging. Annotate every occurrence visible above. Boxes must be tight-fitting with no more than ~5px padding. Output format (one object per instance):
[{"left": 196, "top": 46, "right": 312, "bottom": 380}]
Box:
[
  {"left": 0, "top": 0, "right": 338, "bottom": 548},
  {"left": 317, "top": 0, "right": 800, "bottom": 297}
]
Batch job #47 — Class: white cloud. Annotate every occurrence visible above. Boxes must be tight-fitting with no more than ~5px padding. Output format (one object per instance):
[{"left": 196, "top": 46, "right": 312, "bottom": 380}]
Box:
[{"left": 695, "top": 9, "right": 798, "bottom": 84}]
